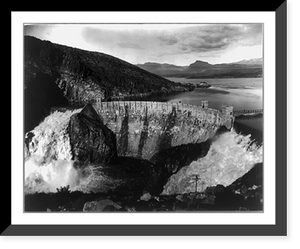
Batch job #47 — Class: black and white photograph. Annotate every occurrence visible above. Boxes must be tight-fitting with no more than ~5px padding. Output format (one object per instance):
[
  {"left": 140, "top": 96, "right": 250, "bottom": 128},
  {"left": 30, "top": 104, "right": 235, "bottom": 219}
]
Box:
[{"left": 23, "top": 23, "right": 264, "bottom": 213}]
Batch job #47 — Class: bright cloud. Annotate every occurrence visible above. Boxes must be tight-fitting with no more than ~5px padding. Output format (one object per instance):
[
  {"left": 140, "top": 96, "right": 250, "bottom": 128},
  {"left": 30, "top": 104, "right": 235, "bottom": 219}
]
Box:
[{"left": 24, "top": 23, "right": 263, "bottom": 66}]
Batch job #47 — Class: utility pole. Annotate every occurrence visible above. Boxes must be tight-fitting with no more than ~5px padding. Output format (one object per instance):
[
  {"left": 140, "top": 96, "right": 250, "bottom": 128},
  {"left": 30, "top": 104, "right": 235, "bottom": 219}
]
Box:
[{"left": 191, "top": 174, "right": 200, "bottom": 193}]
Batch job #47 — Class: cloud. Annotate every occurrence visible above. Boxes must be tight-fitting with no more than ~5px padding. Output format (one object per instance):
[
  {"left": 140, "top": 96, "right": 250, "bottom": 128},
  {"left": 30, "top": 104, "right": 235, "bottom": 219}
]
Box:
[
  {"left": 159, "top": 34, "right": 178, "bottom": 45},
  {"left": 157, "top": 24, "right": 262, "bottom": 53},
  {"left": 24, "top": 24, "right": 56, "bottom": 38},
  {"left": 116, "top": 42, "right": 144, "bottom": 50},
  {"left": 81, "top": 27, "right": 112, "bottom": 45}
]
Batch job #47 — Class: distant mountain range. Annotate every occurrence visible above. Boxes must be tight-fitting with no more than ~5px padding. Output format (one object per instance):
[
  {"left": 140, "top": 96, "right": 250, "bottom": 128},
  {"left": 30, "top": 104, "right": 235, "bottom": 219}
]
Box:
[
  {"left": 231, "top": 58, "right": 263, "bottom": 65},
  {"left": 137, "top": 58, "right": 263, "bottom": 78}
]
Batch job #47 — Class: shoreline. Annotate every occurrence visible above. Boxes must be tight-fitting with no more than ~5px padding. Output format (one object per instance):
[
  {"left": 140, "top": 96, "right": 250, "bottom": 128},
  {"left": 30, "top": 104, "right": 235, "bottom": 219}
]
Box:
[{"left": 107, "top": 85, "right": 195, "bottom": 101}]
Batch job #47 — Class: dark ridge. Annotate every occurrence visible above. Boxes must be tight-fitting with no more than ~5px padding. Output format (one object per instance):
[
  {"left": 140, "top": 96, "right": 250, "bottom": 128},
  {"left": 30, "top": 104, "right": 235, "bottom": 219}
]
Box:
[{"left": 79, "top": 103, "right": 102, "bottom": 122}]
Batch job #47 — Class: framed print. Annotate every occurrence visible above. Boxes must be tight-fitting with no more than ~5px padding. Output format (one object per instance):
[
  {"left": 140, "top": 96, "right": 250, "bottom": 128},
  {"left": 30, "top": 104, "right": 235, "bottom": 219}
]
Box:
[{"left": 5, "top": 2, "right": 286, "bottom": 236}]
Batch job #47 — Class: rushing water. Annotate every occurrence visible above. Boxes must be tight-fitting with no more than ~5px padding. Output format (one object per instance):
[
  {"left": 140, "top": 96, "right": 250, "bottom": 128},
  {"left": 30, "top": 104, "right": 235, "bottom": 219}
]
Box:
[{"left": 162, "top": 129, "right": 263, "bottom": 195}]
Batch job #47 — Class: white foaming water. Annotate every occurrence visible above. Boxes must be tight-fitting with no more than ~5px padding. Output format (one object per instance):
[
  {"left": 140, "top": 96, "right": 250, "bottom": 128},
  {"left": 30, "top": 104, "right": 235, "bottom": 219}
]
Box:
[
  {"left": 162, "top": 129, "right": 263, "bottom": 195},
  {"left": 25, "top": 157, "right": 78, "bottom": 193},
  {"left": 24, "top": 109, "right": 81, "bottom": 194},
  {"left": 25, "top": 158, "right": 122, "bottom": 194}
]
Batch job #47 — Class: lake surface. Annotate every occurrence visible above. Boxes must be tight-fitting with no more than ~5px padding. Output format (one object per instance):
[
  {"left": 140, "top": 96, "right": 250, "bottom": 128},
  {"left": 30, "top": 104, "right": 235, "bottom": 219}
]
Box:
[
  {"left": 165, "top": 77, "right": 263, "bottom": 111},
  {"left": 133, "top": 77, "right": 262, "bottom": 111}
]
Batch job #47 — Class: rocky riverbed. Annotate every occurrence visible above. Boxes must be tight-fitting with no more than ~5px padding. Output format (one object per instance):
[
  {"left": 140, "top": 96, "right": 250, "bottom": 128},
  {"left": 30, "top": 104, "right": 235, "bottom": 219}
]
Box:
[{"left": 25, "top": 163, "right": 262, "bottom": 212}]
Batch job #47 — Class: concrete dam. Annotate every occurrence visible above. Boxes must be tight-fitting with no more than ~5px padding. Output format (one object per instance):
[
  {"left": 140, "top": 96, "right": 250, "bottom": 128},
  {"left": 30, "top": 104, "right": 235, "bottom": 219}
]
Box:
[{"left": 92, "top": 100, "right": 234, "bottom": 160}]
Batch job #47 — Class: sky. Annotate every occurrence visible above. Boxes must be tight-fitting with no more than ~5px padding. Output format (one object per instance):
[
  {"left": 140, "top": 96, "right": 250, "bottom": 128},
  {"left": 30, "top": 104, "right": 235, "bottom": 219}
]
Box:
[{"left": 24, "top": 24, "right": 263, "bottom": 66}]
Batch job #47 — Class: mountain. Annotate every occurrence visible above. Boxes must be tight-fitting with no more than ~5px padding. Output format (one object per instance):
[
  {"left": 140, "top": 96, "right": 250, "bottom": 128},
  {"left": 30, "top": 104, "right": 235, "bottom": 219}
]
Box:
[
  {"left": 187, "top": 60, "right": 212, "bottom": 68},
  {"left": 24, "top": 36, "right": 193, "bottom": 132},
  {"left": 137, "top": 58, "right": 263, "bottom": 78},
  {"left": 232, "top": 58, "right": 263, "bottom": 65},
  {"left": 135, "top": 62, "right": 187, "bottom": 77}
]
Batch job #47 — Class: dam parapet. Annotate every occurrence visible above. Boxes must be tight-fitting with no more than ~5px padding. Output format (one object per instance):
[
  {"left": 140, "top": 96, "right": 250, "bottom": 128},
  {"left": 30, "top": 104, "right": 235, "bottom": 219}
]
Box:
[{"left": 92, "top": 99, "right": 234, "bottom": 160}]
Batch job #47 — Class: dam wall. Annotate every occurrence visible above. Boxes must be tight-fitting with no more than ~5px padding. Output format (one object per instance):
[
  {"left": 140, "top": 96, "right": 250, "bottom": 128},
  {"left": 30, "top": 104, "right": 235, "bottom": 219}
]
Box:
[{"left": 92, "top": 100, "right": 234, "bottom": 160}]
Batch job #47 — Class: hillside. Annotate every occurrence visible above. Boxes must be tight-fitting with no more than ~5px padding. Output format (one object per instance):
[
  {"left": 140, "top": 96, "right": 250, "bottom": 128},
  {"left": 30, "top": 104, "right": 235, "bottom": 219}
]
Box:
[
  {"left": 137, "top": 59, "right": 263, "bottom": 78},
  {"left": 24, "top": 36, "right": 193, "bottom": 132}
]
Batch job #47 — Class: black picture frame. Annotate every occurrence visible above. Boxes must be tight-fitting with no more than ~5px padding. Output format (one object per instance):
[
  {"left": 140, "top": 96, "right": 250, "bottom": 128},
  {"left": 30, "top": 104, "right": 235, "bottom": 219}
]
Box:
[{"left": 5, "top": 2, "right": 287, "bottom": 236}]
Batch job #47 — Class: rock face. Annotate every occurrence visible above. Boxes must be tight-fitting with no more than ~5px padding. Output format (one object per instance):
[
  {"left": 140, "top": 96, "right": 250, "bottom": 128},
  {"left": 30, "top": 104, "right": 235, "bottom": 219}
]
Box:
[
  {"left": 24, "top": 36, "right": 193, "bottom": 132},
  {"left": 83, "top": 199, "right": 122, "bottom": 212},
  {"left": 227, "top": 162, "right": 263, "bottom": 210},
  {"left": 150, "top": 142, "right": 211, "bottom": 192},
  {"left": 68, "top": 104, "right": 118, "bottom": 165}
]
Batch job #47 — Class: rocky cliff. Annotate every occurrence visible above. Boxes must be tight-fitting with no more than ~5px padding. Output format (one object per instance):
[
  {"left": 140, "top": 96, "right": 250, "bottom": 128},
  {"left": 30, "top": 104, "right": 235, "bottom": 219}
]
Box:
[
  {"left": 24, "top": 36, "right": 193, "bottom": 132},
  {"left": 68, "top": 104, "right": 118, "bottom": 165}
]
